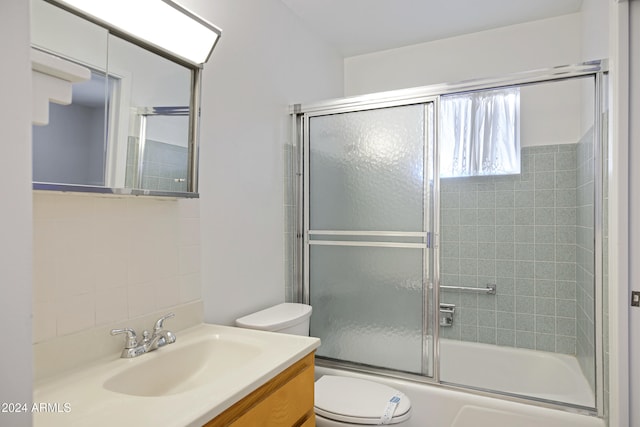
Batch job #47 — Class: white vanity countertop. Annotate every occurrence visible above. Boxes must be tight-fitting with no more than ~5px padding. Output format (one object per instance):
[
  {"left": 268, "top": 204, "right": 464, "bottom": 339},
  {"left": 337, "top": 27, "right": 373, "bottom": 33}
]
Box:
[{"left": 33, "top": 324, "right": 320, "bottom": 427}]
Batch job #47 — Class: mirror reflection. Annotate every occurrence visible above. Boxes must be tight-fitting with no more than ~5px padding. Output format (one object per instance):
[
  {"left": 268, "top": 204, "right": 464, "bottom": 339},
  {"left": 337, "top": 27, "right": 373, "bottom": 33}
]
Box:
[
  {"left": 33, "top": 70, "right": 112, "bottom": 186},
  {"left": 31, "top": 0, "right": 197, "bottom": 195},
  {"left": 125, "top": 109, "right": 190, "bottom": 192}
]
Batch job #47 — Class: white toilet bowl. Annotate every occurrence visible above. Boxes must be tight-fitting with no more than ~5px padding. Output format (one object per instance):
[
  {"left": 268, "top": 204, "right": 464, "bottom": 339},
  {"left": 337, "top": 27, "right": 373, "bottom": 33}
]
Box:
[{"left": 235, "top": 303, "right": 412, "bottom": 426}]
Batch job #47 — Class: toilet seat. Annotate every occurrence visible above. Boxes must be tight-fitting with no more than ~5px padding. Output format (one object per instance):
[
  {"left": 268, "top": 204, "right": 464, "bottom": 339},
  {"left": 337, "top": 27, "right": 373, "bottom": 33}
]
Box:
[{"left": 314, "top": 376, "right": 411, "bottom": 425}]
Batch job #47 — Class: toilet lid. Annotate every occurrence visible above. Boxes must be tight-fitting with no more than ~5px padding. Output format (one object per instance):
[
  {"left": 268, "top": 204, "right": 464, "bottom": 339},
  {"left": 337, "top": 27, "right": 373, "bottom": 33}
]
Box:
[
  {"left": 314, "top": 376, "right": 411, "bottom": 425},
  {"left": 235, "top": 303, "right": 311, "bottom": 332}
]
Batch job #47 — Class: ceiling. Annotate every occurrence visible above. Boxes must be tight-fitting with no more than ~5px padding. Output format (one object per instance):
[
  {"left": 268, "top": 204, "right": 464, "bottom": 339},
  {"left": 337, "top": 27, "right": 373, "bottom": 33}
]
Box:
[{"left": 279, "top": 0, "right": 584, "bottom": 57}]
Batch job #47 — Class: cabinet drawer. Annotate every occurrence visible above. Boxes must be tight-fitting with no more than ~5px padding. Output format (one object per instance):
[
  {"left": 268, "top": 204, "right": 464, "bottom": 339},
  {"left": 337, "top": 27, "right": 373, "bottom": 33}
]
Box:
[{"left": 206, "top": 352, "right": 315, "bottom": 427}]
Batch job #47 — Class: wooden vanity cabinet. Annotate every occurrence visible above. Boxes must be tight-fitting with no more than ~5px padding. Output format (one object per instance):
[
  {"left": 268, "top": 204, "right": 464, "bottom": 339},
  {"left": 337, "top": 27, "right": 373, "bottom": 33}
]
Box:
[{"left": 205, "top": 352, "right": 315, "bottom": 427}]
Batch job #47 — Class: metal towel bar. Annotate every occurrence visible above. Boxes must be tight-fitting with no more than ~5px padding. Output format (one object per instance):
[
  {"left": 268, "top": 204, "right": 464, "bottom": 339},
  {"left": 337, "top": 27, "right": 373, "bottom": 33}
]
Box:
[{"left": 440, "top": 284, "right": 497, "bottom": 295}]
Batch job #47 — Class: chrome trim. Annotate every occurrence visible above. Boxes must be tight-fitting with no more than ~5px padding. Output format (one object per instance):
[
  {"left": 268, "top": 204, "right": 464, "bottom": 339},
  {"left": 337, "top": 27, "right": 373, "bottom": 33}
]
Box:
[
  {"left": 421, "top": 103, "right": 429, "bottom": 376},
  {"left": 292, "top": 111, "right": 304, "bottom": 303},
  {"left": 422, "top": 102, "right": 435, "bottom": 377},
  {"left": 439, "top": 303, "right": 456, "bottom": 327},
  {"left": 437, "top": 381, "right": 597, "bottom": 416},
  {"left": 136, "top": 106, "right": 190, "bottom": 116},
  {"left": 111, "top": 312, "right": 176, "bottom": 358},
  {"left": 308, "top": 240, "right": 426, "bottom": 249},
  {"left": 594, "top": 71, "right": 605, "bottom": 418},
  {"left": 440, "top": 284, "right": 497, "bottom": 295},
  {"left": 302, "top": 95, "right": 444, "bottom": 117},
  {"left": 316, "top": 357, "right": 436, "bottom": 385},
  {"left": 33, "top": 184, "right": 199, "bottom": 198},
  {"left": 297, "top": 115, "right": 305, "bottom": 303},
  {"left": 135, "top": 114, "right": 147, "bottom": 189},
  {"left": 298, "top": 61, "right": 608, "bottom": 115},
  {"left": 309, "top": 230, "right": 427, "bottom": 237},
  {"left": 290, "top": 103, "right": 302, "bottom": 115},
  {"left": 302, "top": 114, "right": 311, "bottom": 305},
  {"left": 432, "top": 96, "right": 441, "bottom": 384},
  {"left": 188, "top": 68, "right": 202, "bottom": 193}
]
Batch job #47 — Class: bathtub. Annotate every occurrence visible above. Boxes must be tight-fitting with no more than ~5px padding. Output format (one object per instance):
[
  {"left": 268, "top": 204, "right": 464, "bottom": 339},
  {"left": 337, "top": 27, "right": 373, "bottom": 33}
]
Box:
[
  {"left": 439, "top": 339, "right": 595, "bottom": 408},
  {"left": 315, "top": 339, "right": 603, "bottom": 427}
]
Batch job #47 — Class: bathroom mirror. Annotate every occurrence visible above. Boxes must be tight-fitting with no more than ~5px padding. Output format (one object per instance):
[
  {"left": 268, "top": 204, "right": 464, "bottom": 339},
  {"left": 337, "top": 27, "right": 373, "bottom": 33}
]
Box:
[{"left": 31, "top": 0, "right": 200, "bottom": 197}]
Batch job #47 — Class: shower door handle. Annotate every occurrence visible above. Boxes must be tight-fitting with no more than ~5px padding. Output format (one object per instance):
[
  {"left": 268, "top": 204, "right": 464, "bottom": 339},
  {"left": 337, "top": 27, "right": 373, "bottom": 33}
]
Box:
[{"left": 426, "top": 231, "right": 438, "bottom": 249}]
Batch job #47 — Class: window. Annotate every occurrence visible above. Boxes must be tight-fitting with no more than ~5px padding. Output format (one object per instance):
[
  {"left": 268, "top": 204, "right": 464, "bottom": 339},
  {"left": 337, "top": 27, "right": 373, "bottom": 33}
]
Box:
[{"left": 439, "top": 87, "right": 520, "bottom": 178}]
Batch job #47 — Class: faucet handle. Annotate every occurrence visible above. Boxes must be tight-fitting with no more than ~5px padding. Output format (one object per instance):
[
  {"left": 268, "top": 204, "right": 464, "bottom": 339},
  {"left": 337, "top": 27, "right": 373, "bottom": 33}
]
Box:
[
  {"left": 153, "top": 312, "right": 175, "bottom": 333},
  {"left": 110, "top": 328, "right": 138, "bottom": 349}
]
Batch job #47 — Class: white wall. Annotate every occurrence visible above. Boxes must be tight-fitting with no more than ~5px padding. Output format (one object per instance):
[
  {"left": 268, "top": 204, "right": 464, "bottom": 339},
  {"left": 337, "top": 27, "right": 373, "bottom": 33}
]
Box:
[
  {"left": 342, "top": 14, "right": 585, "bottom": 150},
  {"left": 180, "top": 0, "right": 344, "bottom": 325},
  {"left": 581, "top": 0, "right": 610, "bottom": 62},
  {"left": 519, "top": 79, "right": 585, "bottom": 147},
  {"left": 344, "top": 14, "right": 582, "bottom": 96},
  {"left": 0, "top": 0, "right": 33, "bottom": 425}
]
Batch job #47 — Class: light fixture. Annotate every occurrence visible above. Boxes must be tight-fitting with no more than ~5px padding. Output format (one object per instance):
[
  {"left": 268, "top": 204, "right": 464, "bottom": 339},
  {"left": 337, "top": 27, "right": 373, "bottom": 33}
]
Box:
[{"left": 50, "top": 0, "right": 221, "bottom": 66}]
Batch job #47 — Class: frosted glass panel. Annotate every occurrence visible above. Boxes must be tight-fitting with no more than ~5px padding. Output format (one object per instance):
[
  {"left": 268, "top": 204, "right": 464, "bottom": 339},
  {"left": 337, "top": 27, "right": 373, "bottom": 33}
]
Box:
[
  {"left": 309, "top": 245, "right": 424, "bottom": 374},
  {"left": 309, "top": 105, "right": 425, "bottom": 231}
]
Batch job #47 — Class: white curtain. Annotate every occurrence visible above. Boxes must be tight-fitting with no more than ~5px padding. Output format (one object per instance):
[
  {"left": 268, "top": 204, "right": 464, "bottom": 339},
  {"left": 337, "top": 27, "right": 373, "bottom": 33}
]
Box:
[{"left": 439, "top": 87, "right": 520, "bottom": 178}]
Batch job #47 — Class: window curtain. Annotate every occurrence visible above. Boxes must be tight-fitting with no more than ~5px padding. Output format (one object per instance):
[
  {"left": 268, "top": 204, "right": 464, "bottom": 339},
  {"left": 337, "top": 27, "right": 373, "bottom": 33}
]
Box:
[{"left": 439, "top": 87, "right": 520, "bottom": 178}]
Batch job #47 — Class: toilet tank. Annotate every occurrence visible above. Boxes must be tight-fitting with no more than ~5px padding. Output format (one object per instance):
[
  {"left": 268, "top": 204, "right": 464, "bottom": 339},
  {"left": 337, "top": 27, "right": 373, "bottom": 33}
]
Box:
[{"left": 235, "top": 303, "right": 312, "bottom": 336}]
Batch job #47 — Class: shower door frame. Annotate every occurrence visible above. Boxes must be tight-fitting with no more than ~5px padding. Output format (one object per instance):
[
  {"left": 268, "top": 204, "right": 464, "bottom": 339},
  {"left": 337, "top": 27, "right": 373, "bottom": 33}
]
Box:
[
  {"left": 292, "top": 60, "right": 608, "bottom": 417},
  {"left": 301, "top": 99, "right": 438, "bottom": 379}
]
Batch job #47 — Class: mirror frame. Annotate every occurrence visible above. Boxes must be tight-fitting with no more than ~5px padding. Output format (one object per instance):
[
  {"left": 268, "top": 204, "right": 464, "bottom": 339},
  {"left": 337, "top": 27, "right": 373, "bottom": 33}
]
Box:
[{"left": 33, "top": 0, "right": 204, "bottom": 198}]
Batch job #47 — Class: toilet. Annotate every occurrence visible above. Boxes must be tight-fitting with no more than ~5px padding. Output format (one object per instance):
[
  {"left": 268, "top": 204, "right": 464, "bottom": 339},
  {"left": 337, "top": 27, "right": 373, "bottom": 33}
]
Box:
[{"left": 236, "top": 303, "right": 412, "bottom": 426}]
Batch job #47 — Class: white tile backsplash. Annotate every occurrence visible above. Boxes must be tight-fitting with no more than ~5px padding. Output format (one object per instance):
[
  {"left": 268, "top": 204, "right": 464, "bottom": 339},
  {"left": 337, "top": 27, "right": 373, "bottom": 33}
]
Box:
[
  {"left": 156, "top": 276, "right": 182, "bottom": 310},
  {"left": 127, "top": 282, "right": 157, "bottom": 318},
  {"left": 179, "top": 244, "right": 201, "bottom": 275},
  {"left": 95, "top": 286, "right": 128, "bottom": 326},
  {"left": 180, "top": 218, "right": 201, "bottom": 246},
  {"left": 180, "top": 272, "right": 202, "bottom": 303},
  {"left": 57, "top": 293, "right": 96, "bottom": 336},
  {"left": 32, "top": 192, "right": 201, "bottom": 344}
]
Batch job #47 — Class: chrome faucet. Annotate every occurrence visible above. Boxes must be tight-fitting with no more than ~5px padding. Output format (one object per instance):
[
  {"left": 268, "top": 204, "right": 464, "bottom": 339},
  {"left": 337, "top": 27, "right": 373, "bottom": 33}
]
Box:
[{"left": 111, "top": 313, "right": 176, "bottom": 358}]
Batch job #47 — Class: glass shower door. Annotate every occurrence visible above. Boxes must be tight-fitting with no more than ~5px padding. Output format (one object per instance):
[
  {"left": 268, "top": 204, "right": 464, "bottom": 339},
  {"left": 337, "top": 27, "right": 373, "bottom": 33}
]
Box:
[{"left": 305, "top": 103, "right": 435, "bottom": 376}]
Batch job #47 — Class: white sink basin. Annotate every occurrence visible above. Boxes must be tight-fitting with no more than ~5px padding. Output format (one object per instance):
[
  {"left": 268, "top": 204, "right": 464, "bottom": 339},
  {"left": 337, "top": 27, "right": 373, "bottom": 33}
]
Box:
[
  {"left": 103, "top": 336, "right": 262, "bottom": 397},
  {"left": 34, "top": 323, "right": 320, "bottom": 427}
]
